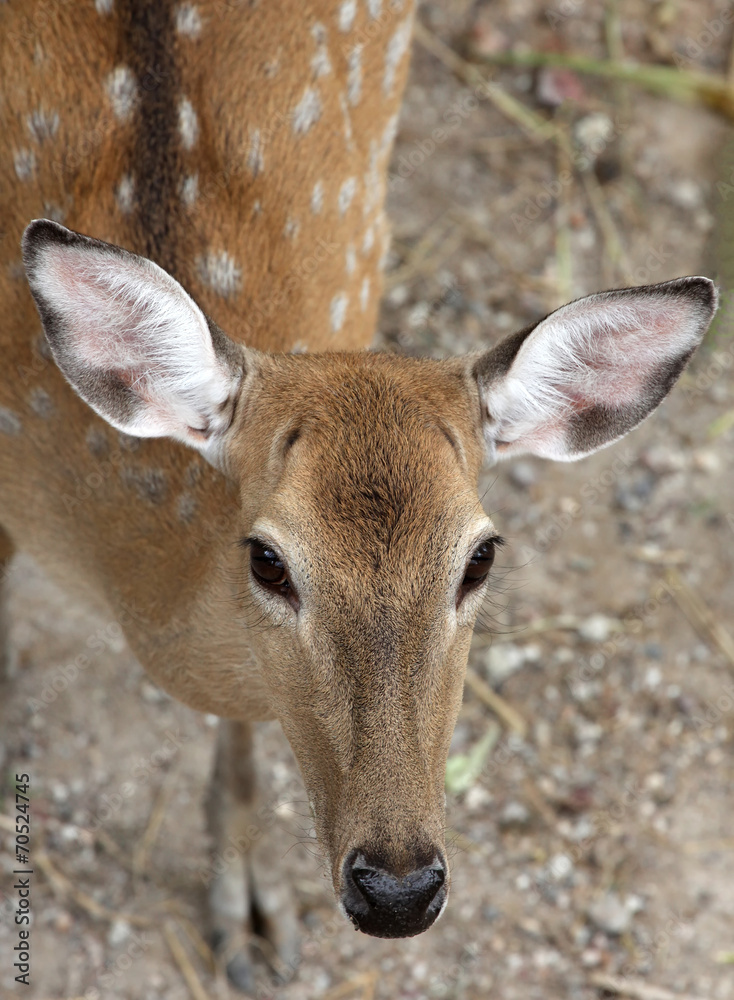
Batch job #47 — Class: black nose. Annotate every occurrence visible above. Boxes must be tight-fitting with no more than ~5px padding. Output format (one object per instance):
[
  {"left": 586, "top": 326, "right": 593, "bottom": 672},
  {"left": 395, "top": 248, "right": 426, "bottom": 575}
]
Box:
[{"left": 341, "top": 850, "right": 447, "bottom": 938}]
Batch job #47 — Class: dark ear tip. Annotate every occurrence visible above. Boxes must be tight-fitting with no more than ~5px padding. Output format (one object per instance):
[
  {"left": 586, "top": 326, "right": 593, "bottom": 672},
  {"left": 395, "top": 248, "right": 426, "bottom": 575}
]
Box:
[
  {"left": 22, "top": 219, "right": 77, "bottom": 270},
  {"left": 666, "top": 275, "right": 719, "bottom": 317}
]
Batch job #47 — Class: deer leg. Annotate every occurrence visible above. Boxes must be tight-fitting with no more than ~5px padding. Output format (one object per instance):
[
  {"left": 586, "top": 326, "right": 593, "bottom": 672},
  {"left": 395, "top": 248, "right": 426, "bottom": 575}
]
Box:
[
  {"left": 0, "top": 525, "right": 17, "bottom": 684},
  {"left": 207, "top": 719, "right": 300, "bottom": 992}
]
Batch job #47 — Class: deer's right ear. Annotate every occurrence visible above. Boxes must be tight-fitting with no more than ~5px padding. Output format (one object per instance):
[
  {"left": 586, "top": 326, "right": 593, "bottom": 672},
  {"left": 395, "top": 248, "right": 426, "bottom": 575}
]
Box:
[{"left": 22, "top": 219, "right": 246, "bottom": 466}]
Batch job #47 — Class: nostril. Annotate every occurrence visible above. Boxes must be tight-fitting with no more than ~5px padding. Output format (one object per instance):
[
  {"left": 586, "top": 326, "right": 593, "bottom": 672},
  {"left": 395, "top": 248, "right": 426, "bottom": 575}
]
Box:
[{"left": 352, "top": 863, "right": 444, "bottom": 911}]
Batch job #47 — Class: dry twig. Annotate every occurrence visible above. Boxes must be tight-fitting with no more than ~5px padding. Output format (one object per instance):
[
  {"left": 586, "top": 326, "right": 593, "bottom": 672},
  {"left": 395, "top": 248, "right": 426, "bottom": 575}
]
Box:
[
  {"left": 589, "top": 972, "right": 712, "bottom": 1000},
  {"left": 322, "top": 971, "right": 379, "bottom": 1000},
  {"left": 36, "top": 848, "right": 152, "bottom": 927},
  {"left": 464, "top": 666, "right": 527, "bottom": 737},
  {"left": 133, "top": 767, "right": 179, "bottom": 876},
  {"left": 163, "top": 920, "right": 212, "bottom": 1000},
  {"left": 666, "top": 569, "right": 734, "bottom": 670}
]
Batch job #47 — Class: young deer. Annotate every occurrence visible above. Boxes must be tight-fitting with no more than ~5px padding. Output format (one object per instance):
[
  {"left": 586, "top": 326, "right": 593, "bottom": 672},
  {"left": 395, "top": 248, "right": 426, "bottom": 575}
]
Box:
[{"left": 0, "top": 0, "right": 717, "bottom": 990}]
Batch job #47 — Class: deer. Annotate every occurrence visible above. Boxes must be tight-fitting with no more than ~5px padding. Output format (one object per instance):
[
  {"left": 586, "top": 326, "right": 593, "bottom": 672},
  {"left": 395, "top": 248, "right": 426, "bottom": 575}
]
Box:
[{"left": 0, "top": 0, "right": 718, "bottom": 992}]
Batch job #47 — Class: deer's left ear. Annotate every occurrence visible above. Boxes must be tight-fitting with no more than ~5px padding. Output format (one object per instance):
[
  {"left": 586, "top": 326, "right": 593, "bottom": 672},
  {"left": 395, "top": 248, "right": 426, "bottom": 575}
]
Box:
[{"left": 472, "top": 277, "right": 718, "bottom": 464}]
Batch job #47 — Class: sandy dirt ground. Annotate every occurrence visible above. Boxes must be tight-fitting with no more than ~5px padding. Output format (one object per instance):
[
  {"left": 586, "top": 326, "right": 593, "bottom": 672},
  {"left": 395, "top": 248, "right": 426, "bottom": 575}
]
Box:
[{"left": 2, "top": 2, "right": 734, "bottom": 999}]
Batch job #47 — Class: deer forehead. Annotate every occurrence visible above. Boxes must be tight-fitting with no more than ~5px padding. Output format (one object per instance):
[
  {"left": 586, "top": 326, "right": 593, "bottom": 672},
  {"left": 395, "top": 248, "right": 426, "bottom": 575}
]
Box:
[{"left": 236, "top": 354, "right": 489, "bottom": 573}]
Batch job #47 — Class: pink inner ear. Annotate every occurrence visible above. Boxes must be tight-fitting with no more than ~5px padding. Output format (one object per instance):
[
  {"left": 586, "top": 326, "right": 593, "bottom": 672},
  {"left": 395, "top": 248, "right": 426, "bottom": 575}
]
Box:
[
  {"left": 38, "top": 245, "right": 164, "bottom": 370},
  {"left": 536, "top": 298, "right": 698, "bottom": 411}
]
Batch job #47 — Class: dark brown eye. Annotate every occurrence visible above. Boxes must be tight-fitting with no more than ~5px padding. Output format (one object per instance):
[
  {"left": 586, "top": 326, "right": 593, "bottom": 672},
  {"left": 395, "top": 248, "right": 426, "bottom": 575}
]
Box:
[
  {"left": 461, "top": 539, "right": 497, "bottom": 591},
  {"left": 250, "top": 541, "right": 289, "bottom": 589}
]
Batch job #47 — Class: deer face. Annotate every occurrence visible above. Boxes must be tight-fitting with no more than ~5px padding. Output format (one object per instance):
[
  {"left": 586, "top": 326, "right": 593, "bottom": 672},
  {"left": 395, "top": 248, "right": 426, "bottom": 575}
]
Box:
[
  {"left": 22, "top": 219, "right": 717, "bottom": 938},
  {"left": 227, "top": 354, "right": 491, "bottom": 934}
]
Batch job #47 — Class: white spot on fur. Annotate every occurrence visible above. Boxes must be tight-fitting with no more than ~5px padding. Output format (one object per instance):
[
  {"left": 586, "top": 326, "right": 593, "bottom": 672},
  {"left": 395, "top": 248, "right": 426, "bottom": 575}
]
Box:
[
  {"left": 0, "top": 407, "right": 21, "bottom": 435},
  {"left": 345, "top": 245, "right": 356, "bottom": 275},
  {"left": 14, "top": 149, "right": 37, "bottom": 181},
  {"left": 27, "top": 108, "right": 59, "bottom": 143},
  {"left": 29, "top": 388, "right": 54, "bottom": 419},
  {"left": 116, "top": 174, "right": 135, "bottom": 213},
  {"left": 95, "top": 0, "right": 114, "bottom": 13},
  {"left": 339, "top": 94, "right": 354, "bottom": 147},
  {"left": 381, "top": 113, "right": 399, "bottom": 153},
  {"left": 290, "top": 341, "right": 308, "bottom": 354},
  {"left": 292, "top": 87, "right": 322, "bottom": 134},
  {"left": 384, "top": 19, "right": 412, "bottom": 95},
  {"left": 330, "top": 292, "right": 348, "bottom": 332},
  {"left": 177, "top": 492, "right": 197, "bottom": 522},
  {"left": 362, "top": 225, "right": 375, "bottom": 255},
  {"left": 367, "top": 0, "right": 381, "bottom": 17},
  {"left": 362, "top": 140, "right": 381, "bottom": 215},
  {"left": 284, "top": 218, "right": 300, "bottom": 240},
  {"left": 338, "top": 177, "right": 357, "bottom": 215},
  {"left": 105, "top": 66, "right": 138, "bottom": 122},
  {"left": 311, "top": 23, "right": 332, "bottom": 78},
  {"left": 252, "top": 200, "right": 262, "bottom": 216},
  {"left": 338, "top": 0, "right": 357, "bottom": 32},
  {"left": 360, "top": 276, "right": 370, "bottom": 311},
  {"left": 181, "top": 173, "right": 198, "bottom": 206},
  {"left": 197, "top": 251, "right": 242, "bottom": 298},
  {"left": 247, "top": 128, "right": 264, "bottom": 176},
  {"left": 179, "top": 97, "right": 199, "bottom": 150},
  {"left": 175, "top": 3, "right": 202, "bottom": 37},
  {"left": 264, "top": 54, "right": 281, "bottom": 78},
  {"left": 311, "top": 181, "right": 324, "bottom": 214},
  {"left": 347, "top": 45, "right": 363, "bottom": 105}
]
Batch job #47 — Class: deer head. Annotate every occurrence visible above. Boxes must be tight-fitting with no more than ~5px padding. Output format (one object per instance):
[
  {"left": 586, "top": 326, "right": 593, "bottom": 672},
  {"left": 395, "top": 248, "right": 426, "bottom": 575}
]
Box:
[{"left": 22, "top": 219, "right": 717, "bottom": 937}]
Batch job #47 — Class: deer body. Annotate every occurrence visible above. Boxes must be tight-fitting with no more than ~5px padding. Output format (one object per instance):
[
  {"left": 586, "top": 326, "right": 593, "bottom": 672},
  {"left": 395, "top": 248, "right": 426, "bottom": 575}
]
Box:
[{"left": 0, "top": 0, "right": 718, "bottom": 990}]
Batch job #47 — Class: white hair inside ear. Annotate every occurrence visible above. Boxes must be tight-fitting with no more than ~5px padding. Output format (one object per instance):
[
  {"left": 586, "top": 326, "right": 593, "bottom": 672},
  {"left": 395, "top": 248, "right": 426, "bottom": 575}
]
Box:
[
  {"left": 475, "top": 277, "right": 717, "bottom": 463},
  {"left": 22, "top": 219, "right": 246, "bottom": 466}
]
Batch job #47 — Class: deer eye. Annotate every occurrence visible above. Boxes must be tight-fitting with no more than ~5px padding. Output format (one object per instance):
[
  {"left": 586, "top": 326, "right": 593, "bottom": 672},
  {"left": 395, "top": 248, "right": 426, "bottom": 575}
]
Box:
[
  {"left": 249, "top": 541, "right": 289, "bottom": 589},
  {"left": 459, "top": 538, "right": 501, "bottom": 602}
]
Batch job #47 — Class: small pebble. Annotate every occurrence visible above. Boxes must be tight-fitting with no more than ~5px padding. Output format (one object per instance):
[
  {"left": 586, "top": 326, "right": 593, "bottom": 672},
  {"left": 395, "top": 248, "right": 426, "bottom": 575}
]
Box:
[
  {"left": 640, "top": 445, "right": 686, "bottom": 474},
  {"left": 644, "top": 665, "right": 662, "bottom": 689},
  {"left": 108, "top": 918, "right": 132, "bottom": 947},
  {"left": 667, "top": 178, "right": 702, "bottom": 210},
  {"left": 484, "top": 642, "right": 528, "bottom": 683},
  {"left": 465, "top": 784, "right": 492, "bottom": 812},
  {"left": 568, "top": 555, "right": 595, "bottom": 572},
  {"left": 499, "top": 800, "right": 531, "bottom": 828},
  {"left": 578, "top": 614, "right": 617, "bottom": 644},
  {"left": 574, "top": 113, "right": 614, "bottom": 154},
  {"left": 692, "top": 450, "right": 721, "bottom": 474},
  {"left": 587, "top": 893, "right": 632, "bottom": 935},
  {"left": 387, "top": 284, "right": 409, "bottom": 308},
  {"left": 509, "top": 461, "right": 537, "bottom": 489},
  {"left": 140, "top": 680, "right": 168, "bottom": 703}
]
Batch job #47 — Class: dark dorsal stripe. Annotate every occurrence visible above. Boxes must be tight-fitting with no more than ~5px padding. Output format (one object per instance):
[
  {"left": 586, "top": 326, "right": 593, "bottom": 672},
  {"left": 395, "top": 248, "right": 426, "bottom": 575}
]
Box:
[{"left": 119, "top": 0, "right": 182, "bottom": 278}]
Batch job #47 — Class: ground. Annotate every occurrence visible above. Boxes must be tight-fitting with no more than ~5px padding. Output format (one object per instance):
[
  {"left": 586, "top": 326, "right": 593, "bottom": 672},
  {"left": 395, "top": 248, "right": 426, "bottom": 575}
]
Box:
[{"left": 1, "top": 1, "right": 734, "bottom": 999}]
